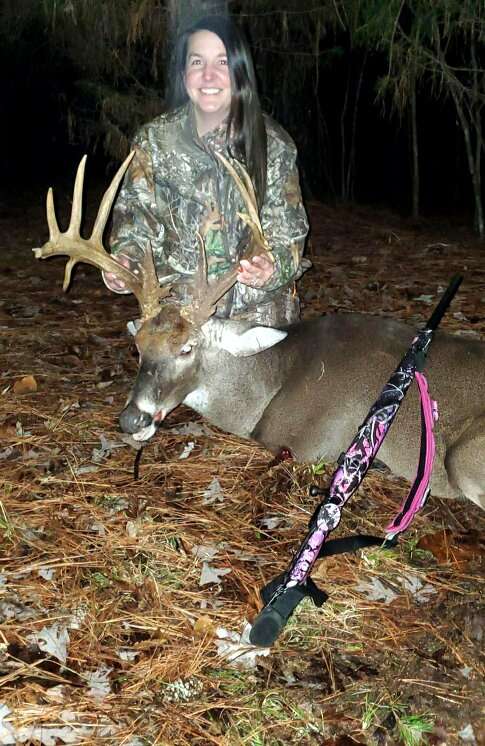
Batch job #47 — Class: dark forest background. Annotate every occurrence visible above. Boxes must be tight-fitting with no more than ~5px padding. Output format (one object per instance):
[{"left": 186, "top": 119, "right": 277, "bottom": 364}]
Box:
[{"left": 1, "top": 0, "right": 484, "bottom": 235}]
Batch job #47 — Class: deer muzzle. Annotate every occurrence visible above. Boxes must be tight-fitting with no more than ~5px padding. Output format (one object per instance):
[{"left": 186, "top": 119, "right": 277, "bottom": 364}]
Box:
[
  {"left": 119, "top": 401, "right": 167, "bottom": 441},
  {"left": 119, "top": 401, "right": 154, "bottom": 434}
]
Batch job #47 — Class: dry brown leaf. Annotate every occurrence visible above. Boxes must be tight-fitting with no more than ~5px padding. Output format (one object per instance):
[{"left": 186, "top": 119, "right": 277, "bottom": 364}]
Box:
[
  {"left": 13, "top": 375, "right": 38, "bottom": 393},
  {"left": 417, "top": 529, "right": 484, "bottom": 563},
  {"left": 0, "top": 424, "right": 16, "bottom": 438}
]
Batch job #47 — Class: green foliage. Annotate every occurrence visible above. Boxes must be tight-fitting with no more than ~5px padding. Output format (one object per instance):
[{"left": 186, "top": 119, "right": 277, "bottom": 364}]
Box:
[
  {"left": 211, "top": 668, "right": 252, "bottom": 695},
  {"left": 370, "top": 0, "right": 485, "bottom": 231},
  {"left": 397, "top": 713, "right": 434, "bottom": 746},
  {"left": 311, "top": 458, "right": 327, "bottom": 476},
  {"left": 89, "top": 570, "right": 112, "bottom": 589},
  {"left": 361, "top": 694, "right": 434, "bottom": 745},
  {"left": 361, "top": 546, "right": 398, "bottom": 569},
  {"left": 400, "top": 535, "right": 435, "bottom": 564},
  {"left": 222, "top": 685, "right": 324, "bottom": 744}
]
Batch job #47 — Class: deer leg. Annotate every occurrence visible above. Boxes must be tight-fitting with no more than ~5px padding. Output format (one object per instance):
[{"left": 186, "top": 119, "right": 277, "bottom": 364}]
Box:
[{"left": 445, "top": 414, "right": 485, "bottom": 509}]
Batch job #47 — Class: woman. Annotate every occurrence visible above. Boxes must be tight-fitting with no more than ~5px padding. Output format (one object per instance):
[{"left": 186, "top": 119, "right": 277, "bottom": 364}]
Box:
[{"left": 104, "top": 15, "right": 309, "bottom": 326}]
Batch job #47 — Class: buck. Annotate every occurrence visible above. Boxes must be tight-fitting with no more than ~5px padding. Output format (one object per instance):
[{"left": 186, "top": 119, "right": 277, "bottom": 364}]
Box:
[{"left": 35, "top": 154, "right": 485, "bottom": 509}]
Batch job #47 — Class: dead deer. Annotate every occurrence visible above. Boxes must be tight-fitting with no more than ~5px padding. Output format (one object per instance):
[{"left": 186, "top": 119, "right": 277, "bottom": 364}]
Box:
[{"left": 34, "top": 155, "right": 485, "bottom": 510}]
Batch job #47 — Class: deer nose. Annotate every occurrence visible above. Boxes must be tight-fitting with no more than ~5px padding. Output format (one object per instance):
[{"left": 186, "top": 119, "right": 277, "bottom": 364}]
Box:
[{"left": 119, "top": 402, "right": 153, "bottom": 434}]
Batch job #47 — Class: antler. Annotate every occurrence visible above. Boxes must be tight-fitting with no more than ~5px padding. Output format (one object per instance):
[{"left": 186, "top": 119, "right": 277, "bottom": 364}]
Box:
[
  {"left": 33, "top": 153, "right": 170, "bottom": 321},
  {"left": 216, "top": 153, "right": 271, "bottom": 253},
  {"left": 183, "top": 153, "right": 273, "bottom": 325}
]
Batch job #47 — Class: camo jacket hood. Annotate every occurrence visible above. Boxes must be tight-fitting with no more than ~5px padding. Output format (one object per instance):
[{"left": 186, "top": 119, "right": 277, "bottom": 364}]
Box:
[{"left": 110, "top": 102, "right": 310, "bottom": 326}]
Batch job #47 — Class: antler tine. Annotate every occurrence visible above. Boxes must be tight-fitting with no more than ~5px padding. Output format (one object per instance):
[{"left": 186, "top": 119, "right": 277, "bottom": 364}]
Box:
[
  {"left": 183, "top": 234, "right": 240, "bottom": 325},
  {"left": 67, "top": 155, "right": 87, "bottom": 238},
  {"left": 215, "top": 152, "right": 269, "bottom": 252},
  {"left": 46, "top": 188, "right": 61, "bottom": 243},
  {"left": 92, "top": 151, "right": 135, "bottom": 243},
  {"left": 231, "top": 157, "right": 259, "bottom": 218},
  {"left": 195, "top": 230, "right": 209, "bottom": 286},
  {"left": 138, "top": 244, "right": 173, "bottom": 321}
]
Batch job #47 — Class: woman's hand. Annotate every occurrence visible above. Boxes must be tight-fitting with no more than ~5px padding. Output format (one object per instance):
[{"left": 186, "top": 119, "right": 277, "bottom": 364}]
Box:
[
  {"left": 102, "top": 253, "right": 140, "bottom": 294},
  {"left": 237, "top": 254, "right": 275, "bottom": 288}
]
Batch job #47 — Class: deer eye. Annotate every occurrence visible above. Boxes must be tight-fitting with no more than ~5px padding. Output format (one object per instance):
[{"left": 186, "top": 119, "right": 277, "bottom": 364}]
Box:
[{"left": 180, "top": 343, "right": 193, "bottom": 355}]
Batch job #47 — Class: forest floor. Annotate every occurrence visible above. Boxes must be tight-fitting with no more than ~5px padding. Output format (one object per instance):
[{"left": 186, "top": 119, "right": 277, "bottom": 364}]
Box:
[{"left": 0, "top": 183, "right": 484, "bottom": 746}]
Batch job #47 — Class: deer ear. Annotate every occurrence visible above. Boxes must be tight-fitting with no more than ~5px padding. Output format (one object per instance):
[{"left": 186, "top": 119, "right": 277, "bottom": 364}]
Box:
[{"left": 219, "top": 326, "right": 287, "bottom": 357}]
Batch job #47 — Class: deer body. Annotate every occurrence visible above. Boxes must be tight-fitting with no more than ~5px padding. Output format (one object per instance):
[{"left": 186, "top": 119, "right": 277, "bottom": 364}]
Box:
[{"left": 121, "top": 309, "right": 485, "bottom": 508}]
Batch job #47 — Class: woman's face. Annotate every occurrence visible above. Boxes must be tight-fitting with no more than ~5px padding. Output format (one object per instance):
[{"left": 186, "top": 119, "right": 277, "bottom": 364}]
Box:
[{"left": 184, "top": 30, "right": 232, "bottom": 135}]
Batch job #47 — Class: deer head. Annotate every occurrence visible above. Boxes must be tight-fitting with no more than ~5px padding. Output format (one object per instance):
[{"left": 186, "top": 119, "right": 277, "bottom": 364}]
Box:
[{"left": 34, "top": 152, "right": 287, "bottom": 441}]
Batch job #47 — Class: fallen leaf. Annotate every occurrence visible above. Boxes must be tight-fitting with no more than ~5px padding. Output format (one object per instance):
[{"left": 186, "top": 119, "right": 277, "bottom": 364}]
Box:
[
  {"left": 202, "top": 477, "right": 225, "bottom": 505},
  {"left": 0, "top": 446, "right": 16, "bottom": 459},
  {"left": 43, "top": 685, "right": 66, "bottom": 702},
  {"left": 259, "top": 516, "right": 284, "bottom": 530},
  {"left": 118, "top": 649, "right": 139, "bottom": 661},
  {"left": 85, "top": 665, "right": 112, "bottom": 700},
  {"left": 355, "top": 577, "right": 399, "bottom": 604},
  {"left": 93, "top": 433, "right": 127, "bottom": 462},
  {"left": 457, "top": 724, "right": 476, "bottom": 743},
  {"left": 215, "top": 622, "right": 270, "bottom": 670},
  {"left": 15, "top": 420, "right": 32, "bottom": 437},
  {"left": 27, "top": 624, "right": 70, "bottom": 664},
  {"left": 0, "top": 599, "right": 40, "bottom": 623},
  {"left": 126, "top": 520, "right": 139, "bottom": 537},
  {"left": 73, "top": 465, "right": 99, "bottom": 475},
  {"left": 179, "top": 441, "right": 195, "bottom": 460},
  {"left": 193, "top": 615, "right": 215, "bottom": 638},
  {"left": 191, "top": 544, "right": 220, "bottom": 561},
  {"left": 0, "top": 704, "right": 17, "bottom": 745},
  {"left": 171, "top": 421, "right": 212, "bottom": 436},
  {"left": 199, "top": 562, "right": 231, "bottom": 586},
  {"left": 13, "top": 375, "right": 37, "bottom": 394},
  {"left": 38, "top": 567, "right": 56, "bottom": 581},
  {"left": 0, "top": 425, "right": 16, "bottom": 439},
  {"left": 398, "top": 572, "right": 437, "bottom": 604},
  {"left": 0, "top": 705, "right": 114, "bottom": 745},
  {"left": 96, "top": 380, "right": 113, "bottom": 389}
]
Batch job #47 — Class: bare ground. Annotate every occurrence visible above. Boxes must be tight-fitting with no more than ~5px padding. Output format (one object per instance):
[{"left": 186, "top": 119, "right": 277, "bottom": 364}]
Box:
[{"left": 0, "top": 184, "right": 484, "bottom": 745}]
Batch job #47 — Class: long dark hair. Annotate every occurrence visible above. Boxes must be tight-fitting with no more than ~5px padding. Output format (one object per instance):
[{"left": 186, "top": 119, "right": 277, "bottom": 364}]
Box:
[{"left": 167, "top": 15, "right": 267, "bottom": 207}]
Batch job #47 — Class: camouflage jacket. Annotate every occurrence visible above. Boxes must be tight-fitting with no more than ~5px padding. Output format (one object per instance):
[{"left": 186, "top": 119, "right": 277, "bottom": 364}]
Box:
[{"left": 110, "top": 102, "right": 310, "bottom": 326}]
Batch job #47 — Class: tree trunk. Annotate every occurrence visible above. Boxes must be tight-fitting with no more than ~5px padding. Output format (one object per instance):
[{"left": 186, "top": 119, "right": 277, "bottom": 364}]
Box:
[
  {"left": 450, "top": 87, "right": 484, "bottom": 238},
  {"left": 410, "top": 82, "right": 420, "bottom": 220},
  {"left": 340, "top": 60, "right": 351, "bottom": 201},
  {"left": 346, "top": 51, "right": 367, "bottom": 201},
  {"left": 168, "top": 0, "right": 229, "bottom": 38}
]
